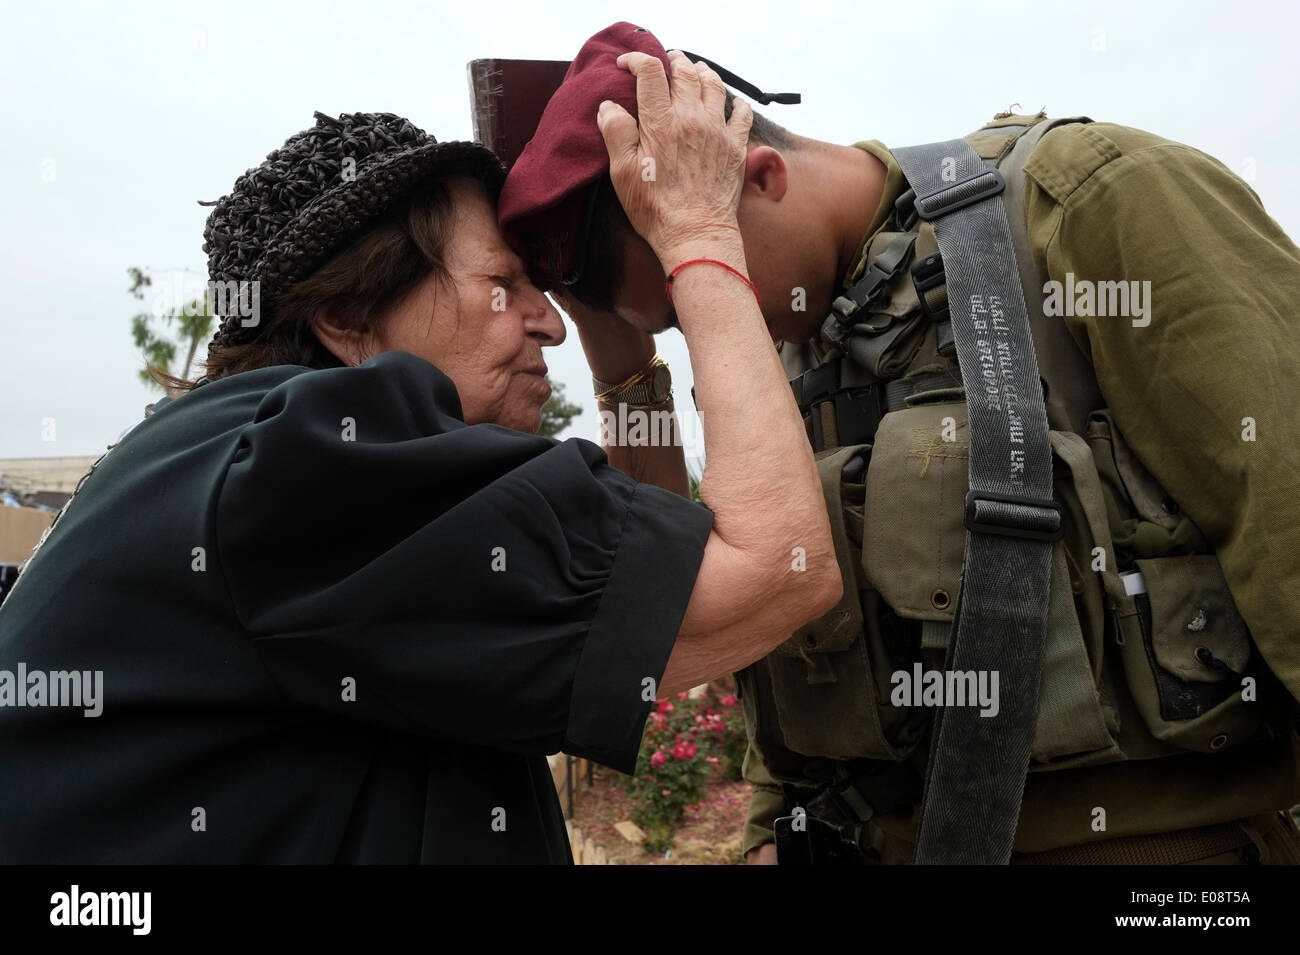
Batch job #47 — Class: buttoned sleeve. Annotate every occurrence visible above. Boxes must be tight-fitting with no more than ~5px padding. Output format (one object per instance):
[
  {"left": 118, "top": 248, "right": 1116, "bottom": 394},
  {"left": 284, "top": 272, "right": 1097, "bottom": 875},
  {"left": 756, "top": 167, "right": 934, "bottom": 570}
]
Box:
[
  {"left": 1024, "top": 122, "right": 1300, "bottom": 702},
  {"left": 215, "top": 349, "right": 713, "bottom": 774}
]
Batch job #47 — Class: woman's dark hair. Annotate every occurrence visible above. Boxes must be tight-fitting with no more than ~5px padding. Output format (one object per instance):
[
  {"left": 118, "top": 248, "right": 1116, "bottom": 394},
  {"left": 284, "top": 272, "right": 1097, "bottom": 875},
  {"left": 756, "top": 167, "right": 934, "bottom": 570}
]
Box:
[
  {"left": 153, "top": 176, "right": 471, "bottom": 395},
  {"left": 565, "top": 92, "right": 802, "bottom": 311}
]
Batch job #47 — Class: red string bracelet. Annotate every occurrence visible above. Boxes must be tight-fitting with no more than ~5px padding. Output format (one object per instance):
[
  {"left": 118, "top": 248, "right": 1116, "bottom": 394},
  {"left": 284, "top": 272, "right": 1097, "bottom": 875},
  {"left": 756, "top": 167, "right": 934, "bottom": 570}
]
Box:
[{"left": 665, "top": 258, "right": 761, "bottom": 307}]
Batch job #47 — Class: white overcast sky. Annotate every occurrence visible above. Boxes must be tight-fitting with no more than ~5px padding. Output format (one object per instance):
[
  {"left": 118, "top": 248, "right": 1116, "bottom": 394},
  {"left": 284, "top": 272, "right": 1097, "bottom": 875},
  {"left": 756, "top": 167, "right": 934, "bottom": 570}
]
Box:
[{"left": 2, "top": 0, "right": 1298, "bottom": 459}]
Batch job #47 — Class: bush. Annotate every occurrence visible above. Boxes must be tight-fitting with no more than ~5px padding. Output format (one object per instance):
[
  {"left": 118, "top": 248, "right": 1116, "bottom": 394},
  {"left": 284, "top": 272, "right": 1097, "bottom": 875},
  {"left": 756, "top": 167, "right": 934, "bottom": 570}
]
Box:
[{"left": 624, "top": 689, "right": 747, "bottom": 854}]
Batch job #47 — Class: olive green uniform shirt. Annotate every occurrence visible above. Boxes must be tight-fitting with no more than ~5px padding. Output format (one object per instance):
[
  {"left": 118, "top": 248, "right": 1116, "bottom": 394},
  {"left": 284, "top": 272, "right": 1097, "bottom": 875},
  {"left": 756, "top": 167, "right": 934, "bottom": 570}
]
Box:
[{"left": 743, "top": 118, "right": 1300, "bottom": 858}]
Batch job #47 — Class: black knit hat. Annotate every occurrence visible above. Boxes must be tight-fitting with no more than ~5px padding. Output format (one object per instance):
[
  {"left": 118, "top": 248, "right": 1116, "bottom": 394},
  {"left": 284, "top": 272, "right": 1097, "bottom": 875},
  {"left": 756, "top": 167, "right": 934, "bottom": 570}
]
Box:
[{"left": 202, "top": 111, "right": 506, "bottom": 353}]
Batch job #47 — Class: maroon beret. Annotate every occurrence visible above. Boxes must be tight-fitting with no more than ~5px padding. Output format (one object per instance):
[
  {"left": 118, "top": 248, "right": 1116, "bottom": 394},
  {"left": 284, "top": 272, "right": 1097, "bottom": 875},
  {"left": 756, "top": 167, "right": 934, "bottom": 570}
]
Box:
[{"left": 497, "top": 21, "right": 671, "bottom": 291}]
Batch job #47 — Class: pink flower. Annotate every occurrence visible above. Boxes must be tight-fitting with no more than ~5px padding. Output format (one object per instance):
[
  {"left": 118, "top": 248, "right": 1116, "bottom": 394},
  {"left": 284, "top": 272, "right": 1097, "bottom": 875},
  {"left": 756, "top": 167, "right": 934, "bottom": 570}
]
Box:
[
  {"left": 672, "top": 741, "right": 690, "bottom": 760},
  {"left": 706, "top": 756, "right": 719, "bottom": 765},
  {"left": 650, "top": 750, "right": 667, "bottom": 768},
  {"left": 662, "top": 789, "right": 671, "bottom": 796},
  {"left": 685, "top": 743, "right": 698, "bottom": 758},
  {"left": 677, "top": 691, "right": 689, "bottom": 701},
  {"left": 656, "top": 700, "right": 674, "bottom": 714},
  {"left": 695, "top": 715, "right": 704, "bottom": 723},
  {"left": 721, "top": 694, "right": 737, "bottom": 707}
]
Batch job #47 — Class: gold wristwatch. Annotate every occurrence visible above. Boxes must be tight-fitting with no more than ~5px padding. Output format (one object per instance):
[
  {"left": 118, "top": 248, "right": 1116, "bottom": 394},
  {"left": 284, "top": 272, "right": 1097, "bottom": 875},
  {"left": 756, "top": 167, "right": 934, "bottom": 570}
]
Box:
[{"left": 593, "top": 355, "right": 673, "bottom": 408}]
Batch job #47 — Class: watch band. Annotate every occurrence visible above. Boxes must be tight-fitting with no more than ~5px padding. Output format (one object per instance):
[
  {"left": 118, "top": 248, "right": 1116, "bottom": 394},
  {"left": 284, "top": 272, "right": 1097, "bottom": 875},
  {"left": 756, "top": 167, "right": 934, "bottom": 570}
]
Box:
[
  {"left": 605, "top": 378, "right": 672, "bottom": 408},
  {"left": 593, "top": 355, "right": 672, "bottom": 407}
]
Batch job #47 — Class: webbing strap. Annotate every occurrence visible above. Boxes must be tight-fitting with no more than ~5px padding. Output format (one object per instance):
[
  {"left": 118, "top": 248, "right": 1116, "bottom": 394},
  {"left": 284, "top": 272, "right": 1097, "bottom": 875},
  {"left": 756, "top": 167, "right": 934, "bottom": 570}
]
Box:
[
  {"left": 892, "top": 138, "right": 1060, "bottom": 864},
  {"left": 884, "top": 370, "right": 961, "bottom": 410}
]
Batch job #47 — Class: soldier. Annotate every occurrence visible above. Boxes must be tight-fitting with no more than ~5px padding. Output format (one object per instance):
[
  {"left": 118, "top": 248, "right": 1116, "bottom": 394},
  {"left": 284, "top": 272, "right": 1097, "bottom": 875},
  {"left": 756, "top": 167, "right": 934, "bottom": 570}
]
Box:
[{"left": 499, "top": 21, "right": 1300, "bottom": 864}]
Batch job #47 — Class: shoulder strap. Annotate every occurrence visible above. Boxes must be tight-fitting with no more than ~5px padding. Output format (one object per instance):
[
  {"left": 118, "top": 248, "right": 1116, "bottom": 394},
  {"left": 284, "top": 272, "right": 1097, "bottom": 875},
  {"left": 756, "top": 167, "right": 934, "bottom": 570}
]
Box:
[
  {"left": 892, "top": 135, "right": 1062, "bottom": 864},
  {"left": 986, "top": 117, "right": 1105, "bottom": 434}
]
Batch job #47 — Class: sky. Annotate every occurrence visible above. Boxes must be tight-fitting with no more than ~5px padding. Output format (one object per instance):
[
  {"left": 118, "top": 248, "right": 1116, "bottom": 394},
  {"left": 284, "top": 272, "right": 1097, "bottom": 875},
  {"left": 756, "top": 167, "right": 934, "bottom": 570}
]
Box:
[{"left": 2, "top": 0, "right": 1298, "bottom": 460}]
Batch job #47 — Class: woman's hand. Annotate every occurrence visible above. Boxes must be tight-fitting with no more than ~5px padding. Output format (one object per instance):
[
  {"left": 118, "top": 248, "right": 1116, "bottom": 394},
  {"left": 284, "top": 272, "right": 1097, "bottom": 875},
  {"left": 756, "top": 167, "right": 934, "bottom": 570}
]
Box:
[{"left": 596, "top": 50, "right": 752, "bottom": 270}]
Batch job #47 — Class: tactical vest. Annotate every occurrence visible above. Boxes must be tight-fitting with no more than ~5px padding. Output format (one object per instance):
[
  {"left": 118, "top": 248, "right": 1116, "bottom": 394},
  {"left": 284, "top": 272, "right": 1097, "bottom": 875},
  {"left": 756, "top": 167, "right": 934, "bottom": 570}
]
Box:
[{"left": 737, "top": 115, "right": 1296, "bottom": 835}]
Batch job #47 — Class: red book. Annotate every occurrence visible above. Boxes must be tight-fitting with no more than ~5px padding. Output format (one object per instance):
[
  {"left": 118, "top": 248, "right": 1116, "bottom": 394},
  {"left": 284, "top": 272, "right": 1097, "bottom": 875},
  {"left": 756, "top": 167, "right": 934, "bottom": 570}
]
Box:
[{"left": 467, "top": 58, "right": 571, "bottom": 171}]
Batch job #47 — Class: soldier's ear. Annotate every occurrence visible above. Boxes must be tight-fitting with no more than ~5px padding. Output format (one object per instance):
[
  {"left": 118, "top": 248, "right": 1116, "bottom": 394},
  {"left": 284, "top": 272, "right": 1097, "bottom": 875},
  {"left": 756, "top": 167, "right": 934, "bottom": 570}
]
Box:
[{"left": 743, "top": 146, "right": 789, "bottom": 202}]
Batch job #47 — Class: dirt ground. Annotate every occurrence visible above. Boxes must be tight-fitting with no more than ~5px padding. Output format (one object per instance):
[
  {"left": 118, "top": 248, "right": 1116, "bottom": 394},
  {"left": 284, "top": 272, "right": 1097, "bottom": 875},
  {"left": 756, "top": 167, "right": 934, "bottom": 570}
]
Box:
[{"left": 568, "top": 763, "right": 752, "bottom": 865}]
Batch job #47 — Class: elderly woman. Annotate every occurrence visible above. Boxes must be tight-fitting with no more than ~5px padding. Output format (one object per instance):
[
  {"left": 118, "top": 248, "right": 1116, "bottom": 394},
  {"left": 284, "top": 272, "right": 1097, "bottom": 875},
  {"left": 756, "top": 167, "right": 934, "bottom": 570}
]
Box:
[{"left": 0, "top": 53, "right": 837, "bottom": 863}]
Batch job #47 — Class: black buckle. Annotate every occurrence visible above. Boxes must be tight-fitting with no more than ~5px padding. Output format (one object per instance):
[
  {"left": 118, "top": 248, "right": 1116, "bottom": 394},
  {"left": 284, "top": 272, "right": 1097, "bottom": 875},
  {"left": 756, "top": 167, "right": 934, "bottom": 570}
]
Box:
[
  {"left": 796, "top": 360, "right": 839, "bottom": 407},
  {"left": 837, "top": 264, "right": 894, "bottom": 316},
  {"left": 823, "top": 264, "right": 894, "bottom": 347},
  {"left": 791, "top": 361, "right": 885, "bottom": 450},
  {"left": 964, "top": 489, "right": 1063, "bottom": 541},
  {"left": 913, "top": 168, "right": 1005, "bottom": 221},
  {"left": 833, "top": 386, "right": 885, "bottom": 447}
]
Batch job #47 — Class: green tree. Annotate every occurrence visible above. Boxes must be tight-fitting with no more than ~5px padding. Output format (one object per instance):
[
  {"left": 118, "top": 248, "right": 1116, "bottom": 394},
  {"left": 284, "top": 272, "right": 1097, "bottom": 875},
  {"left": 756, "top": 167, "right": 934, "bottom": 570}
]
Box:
[
  {"left": 537, "top": 379, "right": 582, "bottom": 438},
  {"left": 127, "top": 266, "right": 214, "bottom": 389}
]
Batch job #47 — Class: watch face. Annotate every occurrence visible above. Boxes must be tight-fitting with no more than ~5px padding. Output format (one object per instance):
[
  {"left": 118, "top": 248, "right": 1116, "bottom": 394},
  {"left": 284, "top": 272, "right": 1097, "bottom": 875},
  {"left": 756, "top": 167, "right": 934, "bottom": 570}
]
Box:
[{"left": 651, "top": 364, "right": 671, "bottom": 400}]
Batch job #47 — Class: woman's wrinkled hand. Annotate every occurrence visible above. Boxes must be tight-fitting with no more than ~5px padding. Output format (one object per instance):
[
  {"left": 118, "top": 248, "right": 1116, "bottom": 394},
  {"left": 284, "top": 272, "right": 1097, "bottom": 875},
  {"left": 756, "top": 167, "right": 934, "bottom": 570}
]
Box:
[{"left": 596, "top": 50, "right": 752, "bottom": 269}]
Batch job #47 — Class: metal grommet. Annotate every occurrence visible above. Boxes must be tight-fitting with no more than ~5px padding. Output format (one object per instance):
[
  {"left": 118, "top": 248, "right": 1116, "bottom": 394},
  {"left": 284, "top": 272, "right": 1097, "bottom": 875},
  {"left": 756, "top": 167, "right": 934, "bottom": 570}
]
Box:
[
  {"left": 1210, "top": 734, "right": 1229, "bottom": 750},
  {"left": 804, "top": 634, "right": 817, "bottom": 649},
  {"left": 930, "top": 589, "right": 951, "bottom": 611},
  {"left": 1195, "top": 646, "right": 1213, "bottom": 666},
  {"left": 1161, "top": 496, "right": 1181, "bottom": 515}
]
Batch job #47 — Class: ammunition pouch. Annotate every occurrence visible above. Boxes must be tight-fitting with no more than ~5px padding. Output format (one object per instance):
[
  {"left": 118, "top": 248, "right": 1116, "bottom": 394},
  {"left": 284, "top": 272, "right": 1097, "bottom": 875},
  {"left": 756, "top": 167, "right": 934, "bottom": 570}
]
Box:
[
  {"left": 765, "top": 442, "right": 929, "bottom": 762},
  {"left": 1087, "top": 411, "right": 1282, "bottom": 754},
  {"left": 743, "top": 376, "right": 1283, "bottom": 793},
  {"left": 861, "top": 393, "right": 1126, "bottom": 769}
]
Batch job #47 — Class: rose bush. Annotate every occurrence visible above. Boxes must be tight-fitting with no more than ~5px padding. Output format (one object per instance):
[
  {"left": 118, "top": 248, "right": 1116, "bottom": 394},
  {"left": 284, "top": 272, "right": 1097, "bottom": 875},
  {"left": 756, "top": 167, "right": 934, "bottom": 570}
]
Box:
[{"left": 623, "top": 689, "right": 748, "bottom": 853}]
